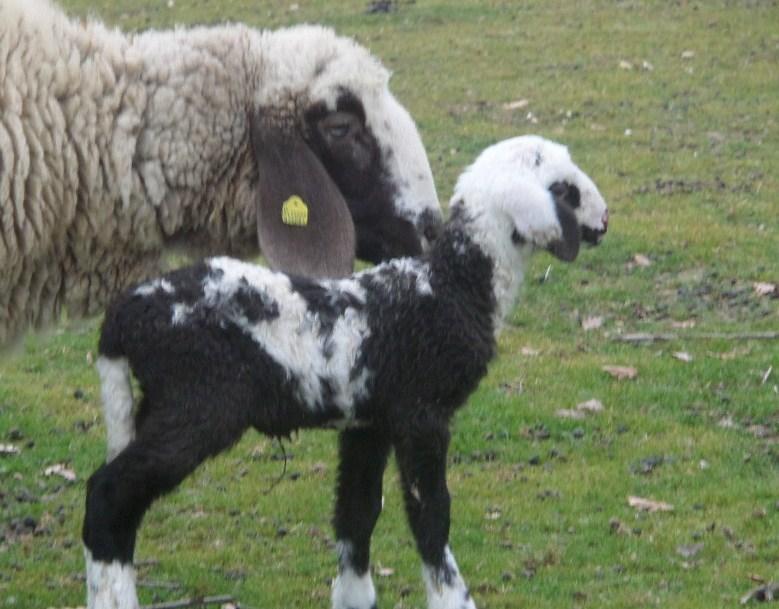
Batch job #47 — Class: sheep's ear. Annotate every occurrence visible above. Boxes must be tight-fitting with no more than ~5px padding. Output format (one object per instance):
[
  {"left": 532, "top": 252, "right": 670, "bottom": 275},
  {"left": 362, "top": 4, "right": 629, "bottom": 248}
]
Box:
[
  {"left": 250, "top": 117, "right": 356, "bottom": 278},
  {"left": 547, "top": 196, "right": 580, "bottom": 262}
]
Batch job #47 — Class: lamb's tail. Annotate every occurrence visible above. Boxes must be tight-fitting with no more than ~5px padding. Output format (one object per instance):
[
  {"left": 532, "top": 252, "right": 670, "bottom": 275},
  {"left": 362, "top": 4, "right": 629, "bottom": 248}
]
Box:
[{"left": 96, "top": 356, "right": 134, "bottom": 461}]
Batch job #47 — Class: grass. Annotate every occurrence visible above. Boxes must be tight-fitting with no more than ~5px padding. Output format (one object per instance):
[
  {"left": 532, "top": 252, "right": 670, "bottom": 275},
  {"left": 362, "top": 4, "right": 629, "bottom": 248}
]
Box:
[{"left": 1, "top": 1, "right": 778, "bottom": 608}]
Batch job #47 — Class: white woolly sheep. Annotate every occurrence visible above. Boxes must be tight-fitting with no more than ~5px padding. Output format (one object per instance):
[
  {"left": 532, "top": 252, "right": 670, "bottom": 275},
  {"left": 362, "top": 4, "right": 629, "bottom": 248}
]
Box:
[
  {"left": 82, "top": 135, "right": 607, "bottom": 609},
  {"left": 0, "top": 0, "right": 441, "bottom": 346}
]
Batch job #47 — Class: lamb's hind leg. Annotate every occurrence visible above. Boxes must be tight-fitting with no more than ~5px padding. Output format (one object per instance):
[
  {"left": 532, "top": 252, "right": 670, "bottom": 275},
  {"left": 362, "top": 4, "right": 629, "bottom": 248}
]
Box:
[
  {"left": 83, "top": 406, "right": 248, "bottom": 609},
  {"left": 331, "top": 428, "right": 392, "bottom": 609},
  {"left": 96, "top": 356, "right": 135, "bottom": 461},
  {"left": 394, "top": 422, "right": 476, "bottom": 609}
]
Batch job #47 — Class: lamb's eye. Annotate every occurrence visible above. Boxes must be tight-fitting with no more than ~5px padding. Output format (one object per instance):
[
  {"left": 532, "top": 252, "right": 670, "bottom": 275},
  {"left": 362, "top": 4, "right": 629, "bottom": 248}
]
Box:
[{"left": 511, "top": 229, "right": 525, "bottom": 245}]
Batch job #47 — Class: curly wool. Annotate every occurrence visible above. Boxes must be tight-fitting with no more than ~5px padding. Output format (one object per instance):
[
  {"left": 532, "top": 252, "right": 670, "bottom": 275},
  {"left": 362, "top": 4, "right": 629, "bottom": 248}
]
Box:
[{"left": 0, "top": 0, "right": 432, "bottom": 345}]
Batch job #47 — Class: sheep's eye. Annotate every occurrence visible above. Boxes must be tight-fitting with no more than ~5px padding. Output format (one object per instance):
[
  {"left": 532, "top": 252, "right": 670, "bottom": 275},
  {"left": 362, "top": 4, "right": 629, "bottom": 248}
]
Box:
[
  {"left": 319, "top": 112, "right": 358, "bottom": 141},
  {"left": 326, "top": 122, "right": 350, "bottom": 139}
]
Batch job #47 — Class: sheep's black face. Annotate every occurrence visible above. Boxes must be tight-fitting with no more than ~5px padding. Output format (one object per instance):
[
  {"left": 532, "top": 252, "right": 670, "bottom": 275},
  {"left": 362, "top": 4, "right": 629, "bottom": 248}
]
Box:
[
  {"left": 548, "top": 180, "right": 607, "bottom": 246},
  {"left": 304, "top": 93, "right": 428, "bottom": 264}
]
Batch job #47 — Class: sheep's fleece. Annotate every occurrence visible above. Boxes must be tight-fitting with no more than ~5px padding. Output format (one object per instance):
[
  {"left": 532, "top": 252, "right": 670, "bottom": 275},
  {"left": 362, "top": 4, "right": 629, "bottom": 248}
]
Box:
[{"left": 0, "top": 0, "right": 440, "bottom": 345}]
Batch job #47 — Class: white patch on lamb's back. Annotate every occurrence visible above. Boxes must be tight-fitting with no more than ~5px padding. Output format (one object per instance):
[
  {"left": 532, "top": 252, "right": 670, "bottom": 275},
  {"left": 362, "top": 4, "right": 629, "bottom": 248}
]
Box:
[
  {"left": 204, "top": 258, "right": 372, "bottom": 414},
  {"left": 85, "top": 549, "right": 138, "bottom": 609},
  {"left": 365, "top": 256, "right": 433, "bottom": 296},
  {"left": 134, "top": 278, "right": 174, "bottom": 296},
  {"left": 96, "top": 356, "right": 135, "bottom": 462},
  {"left": 422, "top": 546, "right": 476, "bottom": 609}
]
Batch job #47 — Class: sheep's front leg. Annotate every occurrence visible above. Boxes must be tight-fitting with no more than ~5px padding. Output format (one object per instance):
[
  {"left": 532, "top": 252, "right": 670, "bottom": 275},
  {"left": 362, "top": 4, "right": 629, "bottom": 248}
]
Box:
[
  {"left": 331, "top": 428, "right": 392, "bottom": 609},
  {"left": 394, "top": 424, "right": 477, "bottom": 609}
]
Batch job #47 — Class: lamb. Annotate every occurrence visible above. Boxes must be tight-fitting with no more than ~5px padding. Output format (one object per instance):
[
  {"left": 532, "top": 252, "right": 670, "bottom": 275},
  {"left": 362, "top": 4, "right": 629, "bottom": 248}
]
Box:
[
  {"left": 82, "top": 135, "right": 608, "bottom": 609},
  {"left": 0, "top": 0, "right": 441, "bottom": 347}
]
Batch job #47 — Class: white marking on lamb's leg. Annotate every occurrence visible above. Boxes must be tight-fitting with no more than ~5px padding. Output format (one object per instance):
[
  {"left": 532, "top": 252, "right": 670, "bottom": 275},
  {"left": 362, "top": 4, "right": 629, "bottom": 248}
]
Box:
[
  {"left": 96, "top": 356, "right": 134, "bottom": 462},
  {"left": 85, "top": 549, "right": 139, "bottom": 609},
  {"left": 422, "top": 546, "right": 477, "bottom": 609},
  {"left": 331, "top": 541, "right": 377, "bottom": 609}
]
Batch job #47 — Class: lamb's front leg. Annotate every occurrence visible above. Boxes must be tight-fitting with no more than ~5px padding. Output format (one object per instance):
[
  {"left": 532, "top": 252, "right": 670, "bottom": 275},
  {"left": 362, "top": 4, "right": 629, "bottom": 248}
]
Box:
[
  {"left": 331, "top": 428, "right": 392, "bottom": 609},
  {"left": 394, "top": 423, "right": 477, "bottom": 609}
]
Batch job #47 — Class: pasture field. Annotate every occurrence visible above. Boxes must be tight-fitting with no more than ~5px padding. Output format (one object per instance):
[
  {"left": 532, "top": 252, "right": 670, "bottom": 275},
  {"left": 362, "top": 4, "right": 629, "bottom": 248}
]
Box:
[{"left": 1, "top": 1, "right": 777, "bottom": 607}]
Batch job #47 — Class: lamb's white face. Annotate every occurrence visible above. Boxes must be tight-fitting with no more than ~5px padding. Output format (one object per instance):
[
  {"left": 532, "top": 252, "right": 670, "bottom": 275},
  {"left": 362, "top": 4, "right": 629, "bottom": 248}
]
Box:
[{"left": 461, "top": 135, "right": 609, "bottom": 245}]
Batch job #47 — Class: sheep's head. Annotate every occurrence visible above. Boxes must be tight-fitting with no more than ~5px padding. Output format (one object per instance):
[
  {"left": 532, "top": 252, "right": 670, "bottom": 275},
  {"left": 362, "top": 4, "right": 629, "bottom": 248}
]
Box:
[
  {"left": 450, "top": 135, "right": 609, "bottom": 265},
  {"left": 251, "top": 25, "right": 441, "bottom": 279}
]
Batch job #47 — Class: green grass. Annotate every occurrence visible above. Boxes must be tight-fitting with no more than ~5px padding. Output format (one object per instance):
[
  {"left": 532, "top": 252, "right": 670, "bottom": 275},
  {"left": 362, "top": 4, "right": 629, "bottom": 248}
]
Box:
[{"left": 2, "top": 1, "right": 778, "bottom": 608}]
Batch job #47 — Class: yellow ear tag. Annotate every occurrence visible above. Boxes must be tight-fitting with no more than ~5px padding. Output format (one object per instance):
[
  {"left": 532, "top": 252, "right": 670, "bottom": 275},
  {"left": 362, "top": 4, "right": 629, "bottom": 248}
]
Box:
[{"left": 281, "top": 195, "right": 309, "bottom": 227}]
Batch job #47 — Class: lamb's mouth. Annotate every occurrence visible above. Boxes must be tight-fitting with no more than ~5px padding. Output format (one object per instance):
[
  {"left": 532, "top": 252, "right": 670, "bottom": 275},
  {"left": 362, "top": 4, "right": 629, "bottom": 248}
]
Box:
[
  {"left": 581, "top": 209, "right": 608, "bottom": 245},
  {"left": 582, "top": 226, "right": 606, "bottom": 245}
]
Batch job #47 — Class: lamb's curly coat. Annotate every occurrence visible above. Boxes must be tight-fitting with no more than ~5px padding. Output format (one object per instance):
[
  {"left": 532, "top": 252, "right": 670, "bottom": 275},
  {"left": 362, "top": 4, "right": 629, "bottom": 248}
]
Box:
[
  {"left": 0, "top": 0, "right": 440, "bottom": 344},
  {"left": 82, "top": 135, "right": 609, "bottom": 609}
]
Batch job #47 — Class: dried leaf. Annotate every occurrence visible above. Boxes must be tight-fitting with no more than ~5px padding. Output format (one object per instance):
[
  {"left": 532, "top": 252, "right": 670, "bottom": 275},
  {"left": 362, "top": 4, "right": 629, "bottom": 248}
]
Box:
[
  {"left": 673, "top": 351, "right": 693, "bottom": 362},
  {"left": 582, "top": 316, "right": 604, "bottom": 331},
  {"left": 628, "top": 496, "right": 674, "bottom": 512},
  {"left": 681, "top": 50, "right": 696, "bottom": 59},
  {"left": 677, "top": 543, "right": 704, "bottom": 559},
  {"left": 603, "top": 365, "right": 638, "bottom": 380},
  {"left": 485, "top": 507, "right": 502, "bottom": 520},
  {"left": 555, "top": 408, "right": 586, "bottom": 420},
  {"left": 44, "top": 463, "right": 77, "bottom": 482},
  {"left": 632, "top": 253, "right": 652, "bottom": 267},
  {"left": 521, "top": 346, "right": 540, "bottom": 357},
  {"left": 503, "top": 99, "right": 529, "bottom": 111},
  {"left": 609, "top": 517, "right": 631, "bottom": 535},
  {"left": 619, "top": 59, "right": 633, "bottom": 70},
  {"left": 376, "top": 566, "right": 395, "bottom": 578},
  {"left": 753, "top": 282, "right": 777, "bottom": 297},
  {"left": 641, "top": 60, "right": 654, "bottom": 71},
  {"left": 576, "top": 398, "right": 604, "bottom": 413},
  {"left": 0, "top": 443, "right": 20, "bottom": 456},
  {"left": 671, "top": 319, "right": 696, "bottom": 329},
  {"left": 762, "top": 366, "right": 773, "bottom": 385}
]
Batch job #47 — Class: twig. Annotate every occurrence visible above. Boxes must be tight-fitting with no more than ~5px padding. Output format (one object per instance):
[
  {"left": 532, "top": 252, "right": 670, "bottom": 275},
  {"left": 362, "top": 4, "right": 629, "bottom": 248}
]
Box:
[
  {"left": 142, "top": 594, "right": 234, "bottom": 609},
  {"left": 137, "top": 579, "right": 183, "bottom": 590},
  {"left": 612, "top": 331, "right": 779, "bottom": 344},
  {"left": 740, "top": 581, "right": 779, "bottom": 604}
]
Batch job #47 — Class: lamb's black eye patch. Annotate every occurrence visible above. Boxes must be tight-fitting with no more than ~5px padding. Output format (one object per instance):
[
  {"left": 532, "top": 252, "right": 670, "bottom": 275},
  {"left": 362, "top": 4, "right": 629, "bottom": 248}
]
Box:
[
  {"left": 511, "top": 229, "right": 525, "bottom": 245},
  {"left": 549, "top": 181, "right": 581, "bottom": 209}
]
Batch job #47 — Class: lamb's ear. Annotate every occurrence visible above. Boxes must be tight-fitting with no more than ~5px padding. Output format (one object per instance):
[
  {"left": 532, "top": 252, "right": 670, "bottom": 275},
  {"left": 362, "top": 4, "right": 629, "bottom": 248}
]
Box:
[
  {"left": 547, "top": 196, "right": 580, "bottom": 262},
  {"left": 250, "top": 116, "right": 356, "bottom": 278}
]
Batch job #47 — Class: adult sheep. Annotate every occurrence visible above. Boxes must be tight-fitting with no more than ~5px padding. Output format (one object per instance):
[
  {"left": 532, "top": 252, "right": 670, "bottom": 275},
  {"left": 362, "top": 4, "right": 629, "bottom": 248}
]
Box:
[{"left": 0, "top": 0, "right": 441, "bottom": 346}]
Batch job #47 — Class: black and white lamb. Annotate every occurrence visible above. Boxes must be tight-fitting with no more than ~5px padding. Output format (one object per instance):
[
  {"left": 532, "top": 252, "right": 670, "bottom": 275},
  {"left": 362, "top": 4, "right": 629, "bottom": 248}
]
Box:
[
  {"left": 0, "top": 0, "right": 441, "bottom": 346},
  {"left": 83, "top": 135, "right": 608, "bottom": 609}
]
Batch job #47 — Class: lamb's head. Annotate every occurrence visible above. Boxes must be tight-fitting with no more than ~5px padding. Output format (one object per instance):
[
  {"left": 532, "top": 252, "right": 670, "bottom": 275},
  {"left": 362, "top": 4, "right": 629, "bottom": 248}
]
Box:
[
  {"left": 251, "top": 25, "right": 441, "bottom": 279},
  {"left": 450, "top": 135, "right": 609, "bottom": 271},
  {"left": 458, "top": 135, "right": 609, "bottom": 249}
]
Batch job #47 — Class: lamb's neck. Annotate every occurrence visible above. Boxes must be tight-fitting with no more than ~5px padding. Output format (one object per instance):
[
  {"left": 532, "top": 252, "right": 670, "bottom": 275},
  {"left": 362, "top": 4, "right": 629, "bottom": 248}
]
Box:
[{"left": 437, "top": 212, "right": 529, "bottom": 334}]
